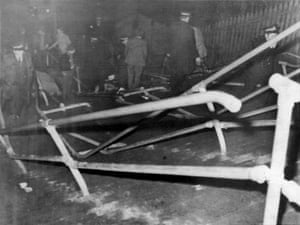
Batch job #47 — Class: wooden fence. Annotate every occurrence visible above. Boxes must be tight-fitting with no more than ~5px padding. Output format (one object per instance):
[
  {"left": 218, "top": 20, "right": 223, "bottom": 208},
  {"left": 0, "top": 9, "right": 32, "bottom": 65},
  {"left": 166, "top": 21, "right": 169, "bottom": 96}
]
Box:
[{"left": 203, "top": 0, "right": 300, "bottom": 67}]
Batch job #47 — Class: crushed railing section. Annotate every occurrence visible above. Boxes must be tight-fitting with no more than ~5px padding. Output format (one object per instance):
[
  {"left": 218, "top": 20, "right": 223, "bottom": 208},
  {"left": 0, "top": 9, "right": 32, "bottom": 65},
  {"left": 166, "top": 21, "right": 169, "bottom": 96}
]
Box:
[
  {"left": 0, "top": 21, "right": 300, "bottom": 225},
  {"left": 6, "top": 74, "right": 300, "bottom": 225},
  {"left": 99, "top": 21, "right": 300, "bottom": 157}
]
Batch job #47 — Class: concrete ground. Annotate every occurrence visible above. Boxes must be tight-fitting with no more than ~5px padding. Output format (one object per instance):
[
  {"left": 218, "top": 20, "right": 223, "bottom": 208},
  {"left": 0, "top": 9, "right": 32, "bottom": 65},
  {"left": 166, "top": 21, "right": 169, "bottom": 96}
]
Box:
[{"left": 0, "top": 93, "right": 300, "bottom": 225}]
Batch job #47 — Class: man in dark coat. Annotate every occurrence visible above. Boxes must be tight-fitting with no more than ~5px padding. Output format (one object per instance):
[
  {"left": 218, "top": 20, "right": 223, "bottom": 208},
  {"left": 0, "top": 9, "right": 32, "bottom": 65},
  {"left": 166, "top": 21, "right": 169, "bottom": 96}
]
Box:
[
  {"left": 249, "top": 25, "right": 280, "bottom": 88},
  {"left": 87, "top": 16, "right": 113, "bottom": 44},
  {"left": 125, "top": 31, "right": 147, "bottom": 90},
  {"left": 0, "top": 40, "right": 33, "bottom": 118},
  {"left": 85, "top": 16, "right": 114, "bottom": 92},
  {"left": 85, "top": 36, "right": 114, "bottom": 92},
  {"left": 115, "top": 37, "right": 129, "bottom": 89},
  {"left": 168, "top": 11, "right": 199, "bottom": 94},
  {"left": 243, "top": 25, "right": 281, "bottom": 109}
]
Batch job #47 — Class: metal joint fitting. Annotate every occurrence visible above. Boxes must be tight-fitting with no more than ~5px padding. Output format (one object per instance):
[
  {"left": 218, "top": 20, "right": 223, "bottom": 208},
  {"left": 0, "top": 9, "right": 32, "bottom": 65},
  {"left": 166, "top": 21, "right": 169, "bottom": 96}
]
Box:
[{"left": 64, "top": 159, "right": 77, "bottom": 169}]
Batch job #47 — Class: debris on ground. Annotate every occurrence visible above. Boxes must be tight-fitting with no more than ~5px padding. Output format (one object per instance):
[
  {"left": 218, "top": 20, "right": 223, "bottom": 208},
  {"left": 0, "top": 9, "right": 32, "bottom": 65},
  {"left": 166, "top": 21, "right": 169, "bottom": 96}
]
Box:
[{"left": 19, "top": 182, "right": 33, "bottom": 193}]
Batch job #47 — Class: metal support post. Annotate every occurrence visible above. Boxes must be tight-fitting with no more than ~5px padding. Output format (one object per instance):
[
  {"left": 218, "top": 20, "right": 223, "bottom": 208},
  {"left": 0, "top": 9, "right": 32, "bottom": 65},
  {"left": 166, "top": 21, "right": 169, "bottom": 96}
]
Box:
[
  {"left": 218, "top": 68, "right": 300, "bottom": 115},
  {"left": 45, "top": 125, "right": 89, "bottom": 196},
  {"left": 263, "top": 74, "right": 300, "bottom": 225},
  {"left": 200, "top": 87, "right": 227, "bottom": 156}
]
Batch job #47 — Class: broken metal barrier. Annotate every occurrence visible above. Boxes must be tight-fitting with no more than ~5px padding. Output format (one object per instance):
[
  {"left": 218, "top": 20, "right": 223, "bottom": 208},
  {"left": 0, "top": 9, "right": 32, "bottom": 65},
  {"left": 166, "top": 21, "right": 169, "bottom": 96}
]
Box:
[
  {"left": 192, "top": 21, "right": 300, "bottom": 155},
  {"left": 85, "top": 21, "right": 300, "bottom": 157},
  {"left": 1, "top": 20, "right": 300, "bottom": 225},
  {"left": 0, "top": 90, "right": 242, "bottom": 196},
  {"left": 2, "top": 21, "right": 300, "bottom": 162},
  {"left": 3, "top": 22, "right": 300, "bottom": 162},
  {"left": 1, "top": 74, "right": 300, "bottom": 225},
  {"left": 33, "top": 22, "right": 300, "bottom": 160}
]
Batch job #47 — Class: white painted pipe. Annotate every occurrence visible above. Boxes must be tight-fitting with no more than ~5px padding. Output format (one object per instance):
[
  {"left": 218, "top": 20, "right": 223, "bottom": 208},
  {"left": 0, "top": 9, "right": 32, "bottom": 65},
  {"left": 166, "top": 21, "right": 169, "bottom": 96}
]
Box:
[
  {"left": 77, "top": 161, "right": 253, "bottom": 179},
  {"left": 218, "top": 68, "right": 300, "bottom": 115},
  {"left": 263, "top": 74, "right": 300, "bottom": 225},
  {"left": 50, "top": 91, "right": 241, "bottom": 127},
  {"left": 122, "top": 87, "right": 167, "bottom": 97},
  {"left": 43, "top": 102, "right": 90, "bottom": 115},
  {"left": 239, "top": 105, "right": 277, "bottom": 118}
]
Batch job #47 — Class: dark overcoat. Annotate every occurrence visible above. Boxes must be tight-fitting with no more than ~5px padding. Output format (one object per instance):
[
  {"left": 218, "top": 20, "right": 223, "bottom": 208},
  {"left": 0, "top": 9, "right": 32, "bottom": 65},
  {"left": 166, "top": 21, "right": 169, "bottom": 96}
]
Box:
[{"left": 169, "top": 21, "right": 198, "bottom": 76}]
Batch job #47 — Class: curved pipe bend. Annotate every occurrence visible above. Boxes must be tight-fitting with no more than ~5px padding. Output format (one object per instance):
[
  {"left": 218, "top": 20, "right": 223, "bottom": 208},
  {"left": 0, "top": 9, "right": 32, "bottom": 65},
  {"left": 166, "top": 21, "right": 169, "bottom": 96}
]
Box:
[{"left": 50, "top": 91, "right": 241, "bottom": 127}]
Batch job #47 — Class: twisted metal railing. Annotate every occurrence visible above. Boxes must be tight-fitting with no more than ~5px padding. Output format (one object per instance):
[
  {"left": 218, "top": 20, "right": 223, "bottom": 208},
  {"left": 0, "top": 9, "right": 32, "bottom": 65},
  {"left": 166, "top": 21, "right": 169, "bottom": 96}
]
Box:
[{"left": 1, "top": 21, "right": 300, "bottom": 225}]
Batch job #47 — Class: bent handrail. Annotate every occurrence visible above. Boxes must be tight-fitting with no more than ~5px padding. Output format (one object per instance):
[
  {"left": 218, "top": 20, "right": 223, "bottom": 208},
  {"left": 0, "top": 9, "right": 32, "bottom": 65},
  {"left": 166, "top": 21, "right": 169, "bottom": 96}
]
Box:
[
  {"left": 0, "top": 91, "right": 241, "bottom": 135},
  {"left": 50, "top": 91, "right": 241, "bottom": 127}
]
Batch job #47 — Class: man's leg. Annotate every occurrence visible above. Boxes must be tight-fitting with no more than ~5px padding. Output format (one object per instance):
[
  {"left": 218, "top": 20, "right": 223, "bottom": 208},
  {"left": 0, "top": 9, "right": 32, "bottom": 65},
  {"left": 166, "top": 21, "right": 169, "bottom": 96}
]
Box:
[
  {"left": 170, "top": 73, "right": 186, "bottom": 95},
  {"left": 127, "top": 65, "right": 135, "bottom": 90},
  {"left": 62, "top": 70, "right": 73, "bottom": 103},
  {"left": 133, "top": 65, "right": 144, "bottom": 89},
  {"left": 12, "top": 85, "right": 24, "bottom": 117},
  {"left": 119, "top": 65, "right": 128, "bottom": 89}
]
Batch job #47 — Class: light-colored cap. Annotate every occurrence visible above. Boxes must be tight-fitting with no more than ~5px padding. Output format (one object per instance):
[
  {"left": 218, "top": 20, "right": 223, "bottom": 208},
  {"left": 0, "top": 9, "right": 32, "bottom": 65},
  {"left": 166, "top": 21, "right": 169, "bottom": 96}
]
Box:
[
  {"left": 180, "top": 11, "right": 191, "bottom": 17},
  {"left": 264, "top": 25, "right": 279, "bottom": 34}
]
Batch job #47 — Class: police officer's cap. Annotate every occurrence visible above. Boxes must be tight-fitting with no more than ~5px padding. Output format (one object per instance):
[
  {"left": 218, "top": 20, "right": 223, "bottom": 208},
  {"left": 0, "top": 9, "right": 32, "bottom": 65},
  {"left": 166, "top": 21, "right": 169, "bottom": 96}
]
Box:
[
  {"left": 180, "top": 11, "right": 191, "bottom": 17},
  {"left": 264, "top": 24, "right": 279, "bottom": 34}
]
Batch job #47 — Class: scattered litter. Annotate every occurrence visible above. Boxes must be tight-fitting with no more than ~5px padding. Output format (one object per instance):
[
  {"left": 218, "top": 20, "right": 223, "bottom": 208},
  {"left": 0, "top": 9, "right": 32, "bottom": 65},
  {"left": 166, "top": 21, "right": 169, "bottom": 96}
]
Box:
[
  {"left": 255, "top": 154, "right": 271, "bottom": 165},
  {"left": 88, "top": 201, "right": 119, "bottom": 217},
  {"left": 120, "top": 206, "right": 160, "bottom": 224},
  {"left": 66, "top": 190, "right": 161, "bottom": 224},
  {"left": 145, "top": 145, "right": 155, "bottom": 151},
  {"left": 48, "top": 180, "right": 56, "bottom": 185},
  {"left": 25, "top": 187, "right": 33, "bottom": 192},
  {"left": 220, "top": 155, "right": 230, "bottom": 161},
  {"left": 171, "top": 148, "right": 180, "bottom": 153},
  {"left": 19, "top": 182, "right": 33, "bottom": 193},
  {"left": 231, "top": 153, "right": 255, "bottom": 164},
  {"left": 194, "top": 184, "right": 206, "bottom": 191},
  {"left": 201, "top": 152, "right": 219, "bottom": 161},
  {"left": 19, "top": 182, "right": 27, "bottom": 189},
  {"left": 65, "top": 186, "right": 72, "bottom": 191},
  {"left": 163, "top": 215, "right": 204, "bottom": 225}
]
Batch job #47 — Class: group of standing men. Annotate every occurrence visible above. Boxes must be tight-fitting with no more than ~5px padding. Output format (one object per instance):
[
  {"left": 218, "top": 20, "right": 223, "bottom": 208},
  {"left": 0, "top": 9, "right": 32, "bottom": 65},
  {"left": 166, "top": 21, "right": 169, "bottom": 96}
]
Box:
[
  {"left": 0, "top": 10, "right": 206, "bottom": 122},
  {"left": 87, "top": 11, "right": 206, "bottom": 94},
  {"left": 85, "top": 15, "right": 147, "bottom": 92}
]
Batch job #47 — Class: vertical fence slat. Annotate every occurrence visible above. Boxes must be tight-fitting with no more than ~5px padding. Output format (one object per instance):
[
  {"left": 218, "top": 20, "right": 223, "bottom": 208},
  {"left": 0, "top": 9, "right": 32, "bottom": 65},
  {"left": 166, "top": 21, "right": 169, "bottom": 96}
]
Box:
[
  {"left": 294, "top": 0, "right": 300, "bottom": 55},
  {"left": 223, "top": 18, "right": 231, "bottom": 62},
  {"left": 283, "top": 1, "right": 293, "bottom": 45},
  {"left": 240, "top": 12, "right": 249, "bottom": 55},
  {"left": 217, "top": 20, "right": 223, "bottom": 64},
  {"left": 234, "top": 15, "right": 242, "bottom": 58},
  {"left": 229, "top": 16, "right": 238, "bottom": 58}
]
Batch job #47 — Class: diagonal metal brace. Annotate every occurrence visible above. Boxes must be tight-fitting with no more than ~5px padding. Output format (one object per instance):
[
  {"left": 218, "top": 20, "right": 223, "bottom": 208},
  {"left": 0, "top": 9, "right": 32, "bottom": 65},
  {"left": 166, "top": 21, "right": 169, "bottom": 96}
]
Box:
[{"left": 45, "top": 125, "right": 89, "bottom": 196}]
